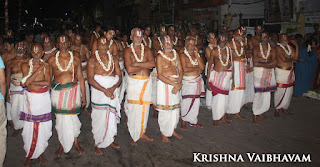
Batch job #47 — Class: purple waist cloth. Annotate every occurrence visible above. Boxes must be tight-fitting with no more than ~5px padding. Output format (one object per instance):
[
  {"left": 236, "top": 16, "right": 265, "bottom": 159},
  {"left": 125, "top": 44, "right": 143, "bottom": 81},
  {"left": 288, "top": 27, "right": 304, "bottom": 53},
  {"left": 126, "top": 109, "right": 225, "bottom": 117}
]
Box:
[{"left": 19, "top": 112, "right": 52, "bottom": 122}]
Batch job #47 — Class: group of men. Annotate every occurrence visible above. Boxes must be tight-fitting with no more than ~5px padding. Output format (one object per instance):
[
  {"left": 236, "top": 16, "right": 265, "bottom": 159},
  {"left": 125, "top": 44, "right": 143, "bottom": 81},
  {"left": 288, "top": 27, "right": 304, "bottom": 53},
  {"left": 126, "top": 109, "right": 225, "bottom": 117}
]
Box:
[{"left": 0, "top": 23, "right": 298, "bottom": 167}]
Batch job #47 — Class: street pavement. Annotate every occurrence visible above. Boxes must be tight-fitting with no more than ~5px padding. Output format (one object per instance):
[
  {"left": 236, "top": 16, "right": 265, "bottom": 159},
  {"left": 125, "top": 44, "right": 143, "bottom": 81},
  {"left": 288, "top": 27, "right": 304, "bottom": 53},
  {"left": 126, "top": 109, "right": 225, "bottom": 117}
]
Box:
[{"left": 4, "top": 96, "right": 320, "bottom": 167}]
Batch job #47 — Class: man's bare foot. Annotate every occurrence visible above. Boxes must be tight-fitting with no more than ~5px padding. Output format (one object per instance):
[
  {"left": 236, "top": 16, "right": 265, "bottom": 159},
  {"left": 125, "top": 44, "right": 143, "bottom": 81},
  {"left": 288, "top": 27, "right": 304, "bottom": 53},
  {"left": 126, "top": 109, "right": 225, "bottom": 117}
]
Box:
[
  {"left": 110, "top": 142, "right": 120, "bottom": 149},
  {"left": 253, "top": 116, "right": 259, "bottom": 125},
  {"left": 23, "top": 159, "right": 31, "bottom": 167},
  {"left": 161, "top": 133, "right": 170, "bottom": 143},
  {"left": 213, "top": 120, "right": 219, "bottom": 127},
  {"left": 181, "top": 120, "right": 187, "bottom": 130},
  {"left": 8, "top": 120, "right": 14, "bottom": 128},
  {"left": 55, "top": 145, "right": 63, "bottom": 157},
  {"left": 11, "top": 129, "right": 20, "bottom": 137},
  {"left": 141, "top": 134, "right": 154, "bottom": 141},
  {"left": 258, "top": 114, "right": 268, "bottom": 120},
  {"left": 172, "top": 131, "right": 183, "bottom": 139},
  {"left": 94, "top": 147, "right": 103, "bottom": 155},
  {"left": 220, "top": 117, "right": 231, "bottom": 125},
  {"left": 84, "top": 108, "right": 91, "bottom": 115},
  {"left": 226, "top": 114, "right": 232, "bottom": 122},
  {"left": 130, "top": 140, "right": 137, "bottom": 145},
  {"left": 195, "top": 123, "right": 203, "bottom": 128},
  {"left": 282, "top": 109, "right": 293, "bottom": 115},
  {"left": 274, "top": 109, "right": 280, "bottom": 117},
  {"left": 38, "top": 155, "right": 47, "bottom": 165},
  {"left": 74, "top": 137, "right": 85, "bottom": 154},
  {"left": 235, "top": 113, "right": 246, "bottom": 120},
  {"left": 247, "top": 102, "right": 253, "bottom": 106},
  {"left": 74, "top": 145, "right": 85, "bottom": 154}
]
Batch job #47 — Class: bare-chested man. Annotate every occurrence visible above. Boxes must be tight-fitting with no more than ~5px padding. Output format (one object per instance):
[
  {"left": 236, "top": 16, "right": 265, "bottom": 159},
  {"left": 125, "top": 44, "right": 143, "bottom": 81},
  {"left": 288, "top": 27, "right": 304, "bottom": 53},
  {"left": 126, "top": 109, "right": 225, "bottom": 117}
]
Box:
[
  {"left": 23, "top": 32, "right": 34, "bottom": 57},
  {"left": 180, "top": 38, "right": 205, "bottom": 130},
  {"left": 242, "top": 26, "right": 255, "bottom": 105},
  {"left": 21, "top": 44, "right": 52, "bottom": 167},
  {"left": 175, "top": 31, "right": 185, "bottom": 51},
  {"left": 124, "top": 28, "right": 155, "bottom": 145},
  {"left": 274, "top": 34, "right": 299, "bottom": 117},
  {"left": 47, "top": 35, "right": 86, "bottom": 157},
  {"left": 167, "top": 26, "right": 178, "bottom": 50},
  {"left": 250, "top": 25, "right": 263, "bottom": 48},
  {"left": 186, "top": 28, "right": 203, "bottom": 55},
  {"left": 1, "top": 38, "right": 16, "bottom": 65},
  {"left": 89, "top": 23, "right": 101, "bottom": 50},
  {"left": 71, "top": 34, "right": 91, "bottom": 113},
  {"left": 6, "top": 42, "right": 28, "bottom": 137},
  {"left": 156, "top": 35, "right": 183, "bottom": 142},
  {"left": 207, "top": 34, "right": 232, "bottom": 127},
  {"left": 252, "top": 32, "right": 277, "bottom": 125},
  {"left": 153, "top": 25, "right": 167, "bottom": 53},
  {"left": 42, "top": 37, "right": 57, "bottom": 62},
  {"left": 142, "top": 25, "right": 152, "bottom": 49},
  {"left": 205, "top": 33, "right": 217, "bottom": 110},
  {"left": 226, "top": 29, "right": 247, "bottom": 121},
  {"left": 88, "top": 37, "right": 122, "bottom": 155}
]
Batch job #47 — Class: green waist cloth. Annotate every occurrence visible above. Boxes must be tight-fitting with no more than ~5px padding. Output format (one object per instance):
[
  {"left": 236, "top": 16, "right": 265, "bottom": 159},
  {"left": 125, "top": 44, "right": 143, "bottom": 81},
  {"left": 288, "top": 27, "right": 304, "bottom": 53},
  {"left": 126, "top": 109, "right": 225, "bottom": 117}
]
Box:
[{"left": 51, "top": 81, "right": 78, "bottom": 91}]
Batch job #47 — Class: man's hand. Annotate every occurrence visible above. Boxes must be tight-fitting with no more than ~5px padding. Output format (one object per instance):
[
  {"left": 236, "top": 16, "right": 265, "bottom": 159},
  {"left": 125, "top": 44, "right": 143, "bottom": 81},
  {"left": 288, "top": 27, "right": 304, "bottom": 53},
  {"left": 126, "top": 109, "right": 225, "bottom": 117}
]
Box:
[
  {"left": 81, "top": 96, "right": 87, "bottom": 108},
  {"left": 172, "top": 87, "right": 178, "bottom": 94},
  {"left": 104, "top": 87, "right": 115, "bottom": 99},
  {"left": 6, "top": 94, "right": 10, "bottom": 102},
  {"left": 174, "top": 83, "right": 182, "bottom": 91},
  {"left": 207, "top": 81, "right": 211, "bottom": 91}
]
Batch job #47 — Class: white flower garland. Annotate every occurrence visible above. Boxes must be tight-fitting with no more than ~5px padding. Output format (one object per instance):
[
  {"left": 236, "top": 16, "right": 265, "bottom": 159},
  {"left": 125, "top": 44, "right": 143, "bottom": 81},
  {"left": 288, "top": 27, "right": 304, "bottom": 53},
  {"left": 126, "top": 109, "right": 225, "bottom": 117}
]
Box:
[
  {"left": 232, "top": 38, "right": 244, "bottom": 57},
  {"left": 93, "top": 31, "right": 100, "bottom": 39},
  {"left": 130, "top": 43, "right": 145, "bottom": 62},
  {"left": 21, "top": 58, "right": 44, "bottom": 84},
  {"left": 142, "top": 37, "right": 152, "bottom": 48},
  {"left": 184, "top": 47, "right": 199, "bottom": 66},
  {"left": 259, "top": 43, "right": 271, "bottom": 60},
  {"left": 55, "top": 51, "right": 74, "bottom": 72},
  {"left": 44, "top": 47, "right": 56, "bottom": 54},
  {"left": 158, "top": 49, "right": 177, "bottom": 62},
  {"left": 218, "top": 45, "right": 230, "bottom": 67},
  {"left": 109, "top": 39, "right": 113, "bottom": 50},
  {"left": 173, "top": 37, "right": 178, "bottom": 46},
  {"left": 277, "top": 43, "right": 292, "bottom": 57},
  {"left": 95, "top": 50, "right": 114, "bottom": 75},
  {"left": 208, "top": 44, "right": 213, "bottom": 50},
  {"left": 157, "top": 37, "right": 164, "bottom": 50},
  {"left": 121, "top": 41, "right": 130, "bottom": 48}
]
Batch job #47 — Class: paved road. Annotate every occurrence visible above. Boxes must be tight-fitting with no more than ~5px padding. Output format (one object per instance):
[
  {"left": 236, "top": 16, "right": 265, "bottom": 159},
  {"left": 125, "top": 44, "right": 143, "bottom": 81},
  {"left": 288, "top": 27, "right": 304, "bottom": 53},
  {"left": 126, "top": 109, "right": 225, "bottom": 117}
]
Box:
[{"left": 4, "top": 96, "right": 320, "bottom": 167}]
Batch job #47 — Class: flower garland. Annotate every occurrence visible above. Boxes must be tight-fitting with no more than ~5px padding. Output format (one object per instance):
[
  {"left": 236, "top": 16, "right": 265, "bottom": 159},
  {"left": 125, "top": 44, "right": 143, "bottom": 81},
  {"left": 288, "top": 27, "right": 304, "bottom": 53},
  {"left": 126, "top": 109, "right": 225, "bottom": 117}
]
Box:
[
  {"left": 21, "top": 58, "right": 44, "bottom": 84},
  {"left": 108, "top": 39, "right": 113, "bottom": 50},
  {"left": 208, "top": 44, "right": 214, "bottom": 50},
  {"left": 232, "top": 38, "right": 244, "bottom": 57},
  {"left": 158, "top": 49, "right": 177, "bottom": 62},
  {"left": 142, "top": 37, "right": 152, "bottom": 48},
  {"left": 44, "top": 47, "right": 56, "bottom": 54},
  {"left": 259, "top": 43, "right": 271, "bottom": 60},
  {"left": 218, "top": 45, "right": 230, "bottom": 67},
  {"left": 157, "top": 37, "right": 164, "bottom": 50},
  {"left": 55, "top": 51, "right": 74, "bottom": 72},
  {"left": 95, "top": 50, "right": 114, "bottom": 75},
  {"left": 130, "top": 43, "right": 145, "bottom": 62},
  {"left": 184, "top": 47, "right": 199, "bottom": 66},
  {"left": 277, "top": 43, "right": 292, "bottom": 57},
  {"left": 121, "top": 41, "right": 130, "bottom": 48},
  {"left": 173, "top": 37, "right": 178, "bottom": 46},
  {"left": 93, "top": 31, "right": 100, "bottom": 39}
]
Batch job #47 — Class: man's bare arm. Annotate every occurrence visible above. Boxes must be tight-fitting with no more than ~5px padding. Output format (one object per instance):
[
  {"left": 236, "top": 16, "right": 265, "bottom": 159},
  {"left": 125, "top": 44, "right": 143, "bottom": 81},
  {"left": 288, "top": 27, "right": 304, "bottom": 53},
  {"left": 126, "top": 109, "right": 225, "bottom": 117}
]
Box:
[
  {"left": 156, "top": 55, "right": 178, "bottom": 87},
  {"left": 87, "top": 57, "right": 108, "bottom": 93},
  {"left": 0, "top": 68, "right": 6, "bottom": 98},
  {"left": 124, "top": 48, "right": 144, "bottom": 73},
  {"left": 132, "top": 49, "right": 155, "bottom": 69}
]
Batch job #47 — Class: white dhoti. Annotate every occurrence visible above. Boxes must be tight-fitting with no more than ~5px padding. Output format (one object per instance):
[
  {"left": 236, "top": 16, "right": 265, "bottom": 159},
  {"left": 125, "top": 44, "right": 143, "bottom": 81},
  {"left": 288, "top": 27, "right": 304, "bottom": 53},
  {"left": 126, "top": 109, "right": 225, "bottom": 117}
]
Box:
[
  {"left": 82, "top": 62, "right": 90, "bottom": 109},
  {"left": 91, "top": 75, "right": 121, "bottom": 148},
  {"left": 209, "top": 70, "right": 232, "bottom": 120},
  {"left": 156, "top": 76, "right": 180, "bottom": 137},
  {"left": 227, "top": 60, "right": 246, "bottom": 114},
  {"left": 51, "top": 82, "right": 82, "bottom": 153},
  {"left": 126, "top": 76, "right": 152, "bottom": 142},
  {"left": 274, "top": 67, "right": 295, "bottom": 110},
  {"left": 243, "top": 58, "right": 254, "bottom": 104},
  {"left": 151, "top": 68, "right": 157, "bottom": 105},
  {"left": 180, "top": 75, "right": 205, "bottom": 125},
  {"left": 7, "top": 78, "right": 25, "bottom": 130},
  {"left": 20, "top": 88, "right": 52, "bottom": 159},
  {"left": 205, "top": 62, "right": 213, "bottom": 109},
  {"left": 252, "top": 67, "right": 277, "bottom": 115}
]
